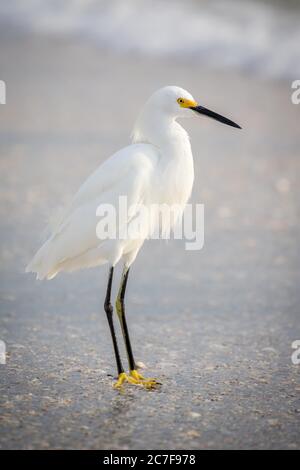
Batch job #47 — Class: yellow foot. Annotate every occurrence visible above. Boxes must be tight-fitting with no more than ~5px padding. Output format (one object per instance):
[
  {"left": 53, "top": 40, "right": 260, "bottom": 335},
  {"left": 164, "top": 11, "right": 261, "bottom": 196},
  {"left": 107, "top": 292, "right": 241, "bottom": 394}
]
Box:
[
  {"left": 113, "top": 372, "right": 137, "bottom": 389},
  {"left": 113, "top": 371, "right": 160, "bottom": 390},
  {"left": 130, "top": 370, "right": 160, "bottom": 389}
]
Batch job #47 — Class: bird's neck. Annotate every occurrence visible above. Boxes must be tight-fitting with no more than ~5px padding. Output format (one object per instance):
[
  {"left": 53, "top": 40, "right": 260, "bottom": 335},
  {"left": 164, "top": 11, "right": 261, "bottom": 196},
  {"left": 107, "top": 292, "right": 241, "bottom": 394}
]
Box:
[
  {"left": 132, "top": 110, "right": 191, "bottom": 158},
  {"left": 132, "top": 109, "right": 194, "bottom": 210}
]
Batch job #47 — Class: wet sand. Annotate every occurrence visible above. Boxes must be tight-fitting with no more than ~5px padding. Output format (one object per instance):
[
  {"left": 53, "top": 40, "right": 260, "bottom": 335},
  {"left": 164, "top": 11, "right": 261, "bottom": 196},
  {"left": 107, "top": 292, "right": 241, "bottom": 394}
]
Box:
[{"left": 0, "top": 35, "right": 300, "bottom": 449}]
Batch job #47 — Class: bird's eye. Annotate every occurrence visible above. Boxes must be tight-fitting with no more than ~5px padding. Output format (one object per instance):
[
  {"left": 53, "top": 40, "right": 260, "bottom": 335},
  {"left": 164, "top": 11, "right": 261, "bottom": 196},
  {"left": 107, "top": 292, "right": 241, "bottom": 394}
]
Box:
[{"left": 179, "top": 99, "right": 184, "bottom": 103}]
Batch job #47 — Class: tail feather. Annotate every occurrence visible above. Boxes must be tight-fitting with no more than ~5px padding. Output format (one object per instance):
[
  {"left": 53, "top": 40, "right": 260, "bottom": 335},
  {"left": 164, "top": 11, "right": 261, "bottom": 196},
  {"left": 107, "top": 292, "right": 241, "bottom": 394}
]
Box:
[{"left": 26, "top": 237, "right": 58, "bottom": 280}]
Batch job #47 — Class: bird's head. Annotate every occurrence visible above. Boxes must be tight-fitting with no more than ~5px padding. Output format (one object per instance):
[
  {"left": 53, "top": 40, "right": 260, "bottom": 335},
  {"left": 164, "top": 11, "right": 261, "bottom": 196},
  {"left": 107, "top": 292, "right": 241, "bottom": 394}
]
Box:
[{"left": 145, "top": 86, "right": 241, "bottom": 129}]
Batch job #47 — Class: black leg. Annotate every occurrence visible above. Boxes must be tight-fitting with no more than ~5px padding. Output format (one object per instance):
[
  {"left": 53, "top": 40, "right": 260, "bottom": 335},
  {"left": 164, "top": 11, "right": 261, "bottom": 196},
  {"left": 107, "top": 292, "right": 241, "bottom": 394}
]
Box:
[
  {"left": 104, "top": 266, "right": 124, "bottom": 375},
  {"left": 116, "top": 267, "right": 136, "bottom": 371}
]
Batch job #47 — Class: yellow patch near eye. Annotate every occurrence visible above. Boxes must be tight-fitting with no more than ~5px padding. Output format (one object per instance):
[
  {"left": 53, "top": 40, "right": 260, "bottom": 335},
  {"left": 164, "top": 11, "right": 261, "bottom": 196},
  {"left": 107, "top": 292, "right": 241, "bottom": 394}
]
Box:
[{"left": 177, "top": 97, "right": 198, "bottom": 108}]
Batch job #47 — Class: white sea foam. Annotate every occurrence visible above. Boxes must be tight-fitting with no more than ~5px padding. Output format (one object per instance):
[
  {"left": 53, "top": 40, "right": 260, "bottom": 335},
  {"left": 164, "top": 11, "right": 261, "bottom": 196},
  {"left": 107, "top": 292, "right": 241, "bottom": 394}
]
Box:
[{"left": 0, "top": 0, "right": 299, "bottom": 79}]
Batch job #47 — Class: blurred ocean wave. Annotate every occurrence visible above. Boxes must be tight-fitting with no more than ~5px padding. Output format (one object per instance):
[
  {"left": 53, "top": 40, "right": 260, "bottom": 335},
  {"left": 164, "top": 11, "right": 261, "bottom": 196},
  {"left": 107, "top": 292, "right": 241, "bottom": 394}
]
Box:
[{"left": 0, "top": 0, "right": 300, "bottom": 79}]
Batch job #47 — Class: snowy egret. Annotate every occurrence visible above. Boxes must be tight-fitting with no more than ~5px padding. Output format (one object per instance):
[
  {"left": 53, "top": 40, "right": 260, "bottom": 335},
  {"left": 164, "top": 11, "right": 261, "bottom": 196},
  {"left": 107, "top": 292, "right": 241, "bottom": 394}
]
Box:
[{"left": 26, "top": 86, "right": 241, "bottom": 389}]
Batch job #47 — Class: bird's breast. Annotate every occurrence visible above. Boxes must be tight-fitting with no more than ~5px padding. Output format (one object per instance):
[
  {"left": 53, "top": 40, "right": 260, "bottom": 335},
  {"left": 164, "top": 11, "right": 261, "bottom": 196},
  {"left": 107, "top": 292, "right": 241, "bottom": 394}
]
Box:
[{"left": 155, "top": 147, "right": 194, "bottom": 208}]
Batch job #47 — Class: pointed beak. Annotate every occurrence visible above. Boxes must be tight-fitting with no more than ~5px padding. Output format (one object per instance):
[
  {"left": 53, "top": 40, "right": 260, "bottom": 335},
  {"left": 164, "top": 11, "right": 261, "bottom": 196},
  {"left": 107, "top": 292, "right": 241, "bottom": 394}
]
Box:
[{"left": 190, "top": 105, "right": 242, "bottom": 129}]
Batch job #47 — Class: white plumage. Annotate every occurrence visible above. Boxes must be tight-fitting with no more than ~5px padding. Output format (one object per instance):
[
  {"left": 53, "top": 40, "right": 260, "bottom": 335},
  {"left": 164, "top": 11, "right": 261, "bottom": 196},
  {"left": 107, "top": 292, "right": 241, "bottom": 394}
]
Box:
[
  {"left": 26, "top": 85, "right": 240, "bottom": 281},
  {"left": 26, "top": 85, "right": 240, "bottom": 388},
  {"left": 26, "top": 86, "right": 196, "bottom": 280}
]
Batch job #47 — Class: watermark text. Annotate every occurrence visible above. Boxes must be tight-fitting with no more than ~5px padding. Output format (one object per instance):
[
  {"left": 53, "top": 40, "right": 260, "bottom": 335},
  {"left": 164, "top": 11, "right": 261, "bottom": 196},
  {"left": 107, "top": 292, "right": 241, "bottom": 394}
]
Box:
[
  {"left": 96, "top": 197, "right": 204, "bottom": 251},
  {"left": 291, "top": 340, "right": 300, "bottom": 365},
  {"left": 0, "top": 340, "right": 6, "bottom": 365},
  {"left": 291, "top": 80, "right": 300, "bottom": 104},
  {"left": 0, "top": 80, "right": 6, "bottom": 104}
]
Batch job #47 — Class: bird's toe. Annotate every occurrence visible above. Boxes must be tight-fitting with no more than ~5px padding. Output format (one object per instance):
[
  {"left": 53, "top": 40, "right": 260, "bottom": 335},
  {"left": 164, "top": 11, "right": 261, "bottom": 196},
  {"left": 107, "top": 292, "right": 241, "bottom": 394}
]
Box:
[
  {"left": 113, "top": 370, "right": 161, "bottom": 390},
  {"left": 130, "top": 370, "right": 161, "bottom": 389},
  {"left": 113, "top": 372, "right": 129, "bottom": 389}
]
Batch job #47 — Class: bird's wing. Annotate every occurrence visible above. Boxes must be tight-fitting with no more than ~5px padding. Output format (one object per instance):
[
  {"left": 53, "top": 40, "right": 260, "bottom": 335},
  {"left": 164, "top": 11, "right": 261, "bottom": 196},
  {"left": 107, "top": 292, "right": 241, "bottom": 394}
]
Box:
[
  {"left": 27, "top": 143, "right": 159, "bottom": 279},
  {"left": 50, "top": 144, "right": 156, "bottom": 234}
]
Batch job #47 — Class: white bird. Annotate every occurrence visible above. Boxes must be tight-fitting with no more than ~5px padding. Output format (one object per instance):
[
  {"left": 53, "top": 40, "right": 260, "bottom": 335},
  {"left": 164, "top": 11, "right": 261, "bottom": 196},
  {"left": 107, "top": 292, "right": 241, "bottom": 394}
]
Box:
[{"left": 26, "top": 86, "right": 241, "bottom": 389}]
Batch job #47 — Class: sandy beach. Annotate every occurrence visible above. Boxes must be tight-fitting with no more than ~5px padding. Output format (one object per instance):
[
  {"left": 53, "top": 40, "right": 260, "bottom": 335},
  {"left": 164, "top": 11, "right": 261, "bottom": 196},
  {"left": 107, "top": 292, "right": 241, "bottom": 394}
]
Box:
[{"left": 0, "top": 33, "right": 300, "bottom": 449}]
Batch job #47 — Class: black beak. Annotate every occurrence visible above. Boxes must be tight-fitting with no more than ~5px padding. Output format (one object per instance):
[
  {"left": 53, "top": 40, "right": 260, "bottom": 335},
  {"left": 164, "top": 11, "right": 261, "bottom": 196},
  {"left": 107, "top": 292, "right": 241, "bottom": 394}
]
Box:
[{"left": 190, "top": 105, "right": 241, "bottom": 129}]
